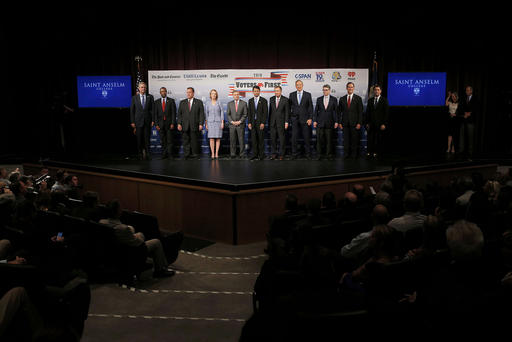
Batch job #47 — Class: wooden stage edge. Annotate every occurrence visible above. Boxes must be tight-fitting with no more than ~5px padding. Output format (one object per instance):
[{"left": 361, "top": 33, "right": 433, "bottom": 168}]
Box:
[{"left": 23, "top": 162, "right": 499, "bottom": 245}]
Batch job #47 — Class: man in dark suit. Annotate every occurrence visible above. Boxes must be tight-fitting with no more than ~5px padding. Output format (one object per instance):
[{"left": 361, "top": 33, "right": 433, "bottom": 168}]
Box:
[
  {"left": 459, "top": 85, "right": 478, "bottom": 159},
  {"left": 269, "top": 86, "right": 290, "bottom": 160},
  {"left": 130, "top": 82, "right": 154, "bottom": 160},
  {"left": 177, "top": 87, "right": 205, "bottom": 159},
  {"left": 247, "top": 86, "right": 268, "bottom": 160},
  {"left": 154, "top": 87, "right": 177, "bottom": 159},
  {"left": 365, "top": 84, "right": 389, "bottom": 159},
  {"left": 339, "top": 82, "right": 364, "bottom": 159},
  {"left": 289, "top": 80, "right": 314, "bottom": 159},
  {"left": 227, "top": 90, "right": 248, "bottom": 159},
  {"left": 313, "top": 84, "right": 339, "bottom": 160}
]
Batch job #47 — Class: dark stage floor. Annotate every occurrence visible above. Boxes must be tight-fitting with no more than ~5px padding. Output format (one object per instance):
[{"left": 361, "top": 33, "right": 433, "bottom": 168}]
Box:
[{"left": 36, "top": 153, "right": 489, "bottom": 191}]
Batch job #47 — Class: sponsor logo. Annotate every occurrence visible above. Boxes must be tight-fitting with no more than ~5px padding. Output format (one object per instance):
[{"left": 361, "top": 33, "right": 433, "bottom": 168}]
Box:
[
  {"left": 151, "top": 74, "right": 181, "bottom": 80},
  {"left": 348, "top": 71, "right": 356, "bottom": 77},
  {"left": 332, "top": 71, "right": 342, "bottom": 82},
  {"left": 211, "top": 73, "right": 228, "bottom": 79},
  {"left": 184, "top": 74, "right": 207, "bottom": 80},
  {"left": 295, "top": 73, "right": 312, "bottom": 80},
  {"left": 316, "top": 72, "right": 325, "bottom": 82},
  {"left": 230, "top": 71, "right": 288, "bottom": 97}
]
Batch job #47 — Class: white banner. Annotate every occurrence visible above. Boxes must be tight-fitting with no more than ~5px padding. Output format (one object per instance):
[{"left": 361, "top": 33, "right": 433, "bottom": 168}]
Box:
[{"left": 147, "top": 68, "right": 369, "bottom": 154}]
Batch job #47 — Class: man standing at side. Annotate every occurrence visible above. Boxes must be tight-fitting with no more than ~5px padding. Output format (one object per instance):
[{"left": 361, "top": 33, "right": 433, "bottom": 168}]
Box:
[
  {"left": 154, "top": 87, "right": 176, "bottom": 159},
  {"left": 248, "top": 86, "right": 268, "bottom": 160},
  {"left": 269, "top": 86, "right": 290, "bottom": 160},
  {"left": 289, "top": 80, "right": 314, "bottom": 160},
  {"left": 459, "top": 85, "right": 478, "bottom": 160},
  {"left": 313, "top": 84, "right": 338, "bottom": 160},
  {"left": 339, "top": 82, "right": 364, "bottom": 159},
  {"left": 227, "top": 90, "right": 248, "bottom": 159},
  {"left": 130, "top": 82, "right": 154, "bottom": 160},
  {"left": 177, "top": 87, "right": 205, "bottom": 160},
  {"left": 365, "top": 84, "right": 389, "bottom": 159}
]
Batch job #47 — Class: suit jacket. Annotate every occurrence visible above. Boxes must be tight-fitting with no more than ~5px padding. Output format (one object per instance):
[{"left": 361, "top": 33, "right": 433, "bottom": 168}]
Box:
[
  {"left": 339, "top": 94, "right": 363, "bottom": 127},
  {"left": 314, "top": 95, "right": 338, "bottom": 128},
  {"left": 227, "top": 100, "right": 248, "bottom": 126},
  {"left": 460, "top": 94, "right": 478, "bottom": 124},
  {"left": 365, "top": 96, "right": 389, "bottom": 127},
  {"left": 177, "top": 98, "right": 205, "bottom": 131},
  {"left": 269, "top": 96, "right": 290, "bottom": 127},
  {"left": 154, "top": 97, "right": 177, "bottom": 128},
  {"left": 288, "top": 91, "right": 313, "bottom": 124},
  {"left": 248, "top": 96, "right": 268, "bottom": 127},
  {"left": 130, "top": 93, "right": 154, "bottom": 128}
]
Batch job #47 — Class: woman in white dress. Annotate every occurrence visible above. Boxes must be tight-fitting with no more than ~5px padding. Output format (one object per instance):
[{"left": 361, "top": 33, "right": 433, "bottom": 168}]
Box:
[{"left": 445, "top": 91, "right": 459, "bottom": 154}]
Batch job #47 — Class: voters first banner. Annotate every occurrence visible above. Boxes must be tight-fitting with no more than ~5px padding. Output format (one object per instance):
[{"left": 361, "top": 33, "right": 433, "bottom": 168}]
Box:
[{"left": 147, "top": 68, "right": 369, "bottom": 154}]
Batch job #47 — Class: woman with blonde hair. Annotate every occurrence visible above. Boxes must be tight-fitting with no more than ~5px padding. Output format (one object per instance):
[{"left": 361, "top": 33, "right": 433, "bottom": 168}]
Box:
[
  {"left": 445, "top": 91, "right": 459, "bottom": 154},
  {"left": 204, "top": 89, "right": 224, "bottom": 159}
]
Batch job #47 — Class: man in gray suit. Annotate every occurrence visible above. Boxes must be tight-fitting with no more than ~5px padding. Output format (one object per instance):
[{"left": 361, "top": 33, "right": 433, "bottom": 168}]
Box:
[{"left": 227, "top": 90, "right": 248, "bottom": 159}]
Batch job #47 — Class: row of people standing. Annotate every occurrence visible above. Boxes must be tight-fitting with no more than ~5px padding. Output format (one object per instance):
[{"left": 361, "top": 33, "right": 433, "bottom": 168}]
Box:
[
  {"left": 130, "top": 81, "right": 390, "bottom": 160},
  {"left": 445, "top": 86, "right": 478, "bottom": 158}
]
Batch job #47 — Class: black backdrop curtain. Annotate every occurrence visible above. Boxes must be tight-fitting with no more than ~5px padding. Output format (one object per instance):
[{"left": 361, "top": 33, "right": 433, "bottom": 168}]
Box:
[{"left": 1, "top": 12, "right": 508, "bottom": 159}]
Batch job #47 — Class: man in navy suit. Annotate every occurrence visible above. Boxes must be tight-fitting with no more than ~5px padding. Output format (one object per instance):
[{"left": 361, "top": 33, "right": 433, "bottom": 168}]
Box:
[
  {"left": 248, "top": 86, "right": 268, "bottom": 160},
  {"left": 313, "top": 84, "right": 339, "bottom": 160},
  {"left": 154, "top": 87, "right": 177, "bottom": 159},
  {"left": 289, "top": 80, "right": 314, "bottom": 159},
  {"left": 269, "top": 86, "right": 290, "bottom": 160},
  {"left": 130, "top": 82, "right": 154, "bottom": 160},
  {"left": 339, "top": 82, "right": 364, "bottom": 159},
  {"left": 365, "top": 84, "right": 389, "bottom": 159}
]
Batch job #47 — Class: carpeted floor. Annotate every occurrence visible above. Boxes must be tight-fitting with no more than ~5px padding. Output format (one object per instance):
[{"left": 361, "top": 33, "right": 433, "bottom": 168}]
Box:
[{"left": 81, "top": 241, "right": 267, "bottom": 342}]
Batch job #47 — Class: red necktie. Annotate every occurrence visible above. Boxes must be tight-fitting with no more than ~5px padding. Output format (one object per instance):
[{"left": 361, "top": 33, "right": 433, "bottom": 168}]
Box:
[
  {"left": 347, "top": 95, "right": 351, "bottom": 109},
  {"left": 235, "top": 101, "right": 238, "bottom": 112},
  {"left": 162, "top": 99, "right": 166, "bottom": 121}
]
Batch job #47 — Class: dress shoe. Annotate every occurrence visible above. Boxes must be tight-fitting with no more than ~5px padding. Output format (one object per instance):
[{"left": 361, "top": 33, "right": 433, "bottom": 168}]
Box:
[
  {"left": 250, "top": 155, "right": 258, "bottom": 160},
  {"left": 259, "top": 156, "right": 265, "bottom": 160},
  {"left": 270, "top": 154, "right": 277, "bottom": 160}
]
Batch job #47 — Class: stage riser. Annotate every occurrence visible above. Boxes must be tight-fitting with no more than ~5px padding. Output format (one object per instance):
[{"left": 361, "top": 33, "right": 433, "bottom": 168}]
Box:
[{"left": 23, "top": 163, "right": 498, "bottom": 244}]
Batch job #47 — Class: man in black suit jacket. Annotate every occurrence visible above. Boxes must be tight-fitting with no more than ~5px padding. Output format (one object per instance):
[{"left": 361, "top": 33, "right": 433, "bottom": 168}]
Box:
[
  {"left": 154, "top": 87, "right": 177, "bottom": 159},
  {"left": 269, "top": 86, "right": 290, "bottom": 160},
  {"left": 130, "top": 82, "right": 154, "bottom": 160},
  {"left": 177, "top": 87, "right": 205, "bottom": 159},
  {"left": 247, "top": 86, "right": 268, "bottom": 160},
  {"left": 289, "top": 80, "right": 314, "bottom": 159},
  {"left": 365, "top": 85, "right": 389, "bottom": 158},
  {"left": 313, "top": 84, "right": 339, "bottom": 160},
  {"left": 339, "top": 82, "right": 364, "bottom": 158},
  {"left": 459, "top": 85, "right": 478, "bottom": 159}
]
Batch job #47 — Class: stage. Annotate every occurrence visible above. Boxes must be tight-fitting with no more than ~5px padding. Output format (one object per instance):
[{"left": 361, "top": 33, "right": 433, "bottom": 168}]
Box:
[{"left": 24, "top": 154, "right": 499, "bottom": 244}]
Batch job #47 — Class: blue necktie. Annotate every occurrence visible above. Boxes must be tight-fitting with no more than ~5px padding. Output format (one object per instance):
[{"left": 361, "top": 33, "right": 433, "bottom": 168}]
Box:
[
  {"left": 141, "top": 95, "right": 145, "bottom": 109},
  {"left": 298, "top": 92, "right": 302, "bottom": 104},
  {"left": 254, "top": 98, "right": 258, "bottom": 120}
]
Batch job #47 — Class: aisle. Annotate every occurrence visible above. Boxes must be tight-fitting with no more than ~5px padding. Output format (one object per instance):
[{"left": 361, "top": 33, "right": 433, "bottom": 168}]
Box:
[{"left": 82, "top": 242, "right": 267, "bottom": 342}]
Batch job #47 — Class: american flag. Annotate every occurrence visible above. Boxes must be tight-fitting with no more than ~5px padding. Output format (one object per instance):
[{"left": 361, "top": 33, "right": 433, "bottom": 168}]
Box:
[
  {"left": 369, "top": 51, "right": 378, "bottom": 94},
  {"left": 135, "top": 56, "right": 144, "bottom": 94}
]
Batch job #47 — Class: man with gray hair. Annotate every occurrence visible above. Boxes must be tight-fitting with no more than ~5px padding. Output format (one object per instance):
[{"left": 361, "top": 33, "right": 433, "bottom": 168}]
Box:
[
  {"left": 387, "top": 189, "right": 426, "bottom": 233},
  {"left": 446, "top": 220, "right": 484, "bottom": 261}
]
